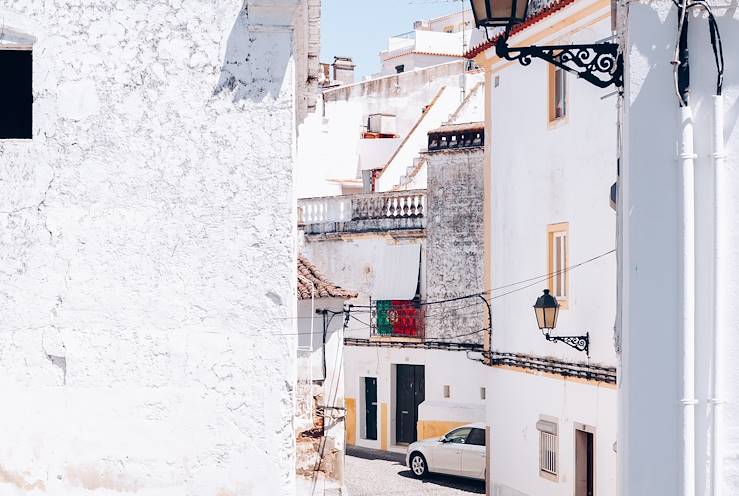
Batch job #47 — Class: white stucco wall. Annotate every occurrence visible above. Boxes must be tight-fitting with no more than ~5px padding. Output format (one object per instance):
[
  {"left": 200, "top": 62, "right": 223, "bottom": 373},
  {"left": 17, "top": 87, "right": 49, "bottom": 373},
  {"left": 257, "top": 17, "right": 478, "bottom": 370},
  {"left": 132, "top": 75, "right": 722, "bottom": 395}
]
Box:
[
  {"left": 381, "top": 53, "right": 462, "bottom": 76},
  {"left": 296, "top": 62, "right": 481, "bottom": 198},
  {"left": 344, "top": 345, "right": 488, "bottom": 451},
  {"left": 0, "top": 2, "right": 301, "bottom": 495},
  {"left": 619, "top": 2, "right": 739, "bottom": 494},
  {"left": 486, "top": 368, "right": 617, "bottom": 496},
  {"left": 486, "top": 13, "right": 618, "bottom": 368},
  {"left": 477, "top": 4, "right": 618, "bottom": 496}
]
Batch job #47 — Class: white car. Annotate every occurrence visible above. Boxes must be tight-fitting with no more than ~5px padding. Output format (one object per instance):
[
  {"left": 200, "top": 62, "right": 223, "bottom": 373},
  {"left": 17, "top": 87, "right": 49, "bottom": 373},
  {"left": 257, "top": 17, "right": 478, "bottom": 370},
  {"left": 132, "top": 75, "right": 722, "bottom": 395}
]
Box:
[{"left": 405, "top": 423, "right": 486, "bottom": 480}]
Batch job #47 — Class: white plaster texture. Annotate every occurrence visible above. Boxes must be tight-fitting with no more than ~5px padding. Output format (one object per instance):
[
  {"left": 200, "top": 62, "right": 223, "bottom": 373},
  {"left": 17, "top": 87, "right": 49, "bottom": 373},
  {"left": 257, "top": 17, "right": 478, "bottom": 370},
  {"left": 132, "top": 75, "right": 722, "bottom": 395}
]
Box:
[
  {"left": 296, "top": 61, "right": 483, "bottom": 198},
  {"left": 0, "top": 1, "right": 306, "bottom": 494},
  {"left": 477, "top": 4, "right": 618, "bottom": 495},
  {"left": 619, "top": 2, "right": 739, "bottom": 494}
]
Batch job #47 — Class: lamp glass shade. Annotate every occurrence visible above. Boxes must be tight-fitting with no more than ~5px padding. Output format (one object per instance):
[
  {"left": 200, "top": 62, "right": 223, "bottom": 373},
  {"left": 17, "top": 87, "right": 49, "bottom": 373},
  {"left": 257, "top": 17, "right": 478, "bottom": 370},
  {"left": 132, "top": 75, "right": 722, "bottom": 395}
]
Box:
[
  {"left": 533, "top": 289, "right": 559, "bottom": 330},
  {"left": 469, "top": 0, "right": 530, "bottom": 28}
]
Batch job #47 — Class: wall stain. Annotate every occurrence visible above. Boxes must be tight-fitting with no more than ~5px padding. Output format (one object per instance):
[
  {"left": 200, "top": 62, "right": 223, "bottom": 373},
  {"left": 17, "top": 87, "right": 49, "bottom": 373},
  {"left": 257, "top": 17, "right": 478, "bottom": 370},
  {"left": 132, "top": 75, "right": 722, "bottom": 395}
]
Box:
[{"left": 0, "top": 466, "right": 46, "bottom": 491}]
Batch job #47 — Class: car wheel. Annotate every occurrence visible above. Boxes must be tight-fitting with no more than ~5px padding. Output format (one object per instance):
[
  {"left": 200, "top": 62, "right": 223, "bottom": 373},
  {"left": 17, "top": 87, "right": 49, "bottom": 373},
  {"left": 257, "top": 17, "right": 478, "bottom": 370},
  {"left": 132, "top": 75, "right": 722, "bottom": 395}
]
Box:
[{"left": 410, "top": 452, "right": 428, "bottom": 478}]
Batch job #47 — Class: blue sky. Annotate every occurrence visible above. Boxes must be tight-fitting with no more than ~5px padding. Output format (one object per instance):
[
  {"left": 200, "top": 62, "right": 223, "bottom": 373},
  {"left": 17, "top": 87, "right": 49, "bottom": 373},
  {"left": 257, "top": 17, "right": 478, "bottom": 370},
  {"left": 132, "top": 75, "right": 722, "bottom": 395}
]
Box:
[{"left": 320, "top": 0, "right": 466, "bottom": 79}]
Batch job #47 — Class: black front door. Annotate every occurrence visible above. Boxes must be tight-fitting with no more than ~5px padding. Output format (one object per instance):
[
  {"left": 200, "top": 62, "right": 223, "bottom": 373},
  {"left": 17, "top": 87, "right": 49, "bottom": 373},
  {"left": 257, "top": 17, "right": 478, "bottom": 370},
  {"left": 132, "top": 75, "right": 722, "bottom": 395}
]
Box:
[
  {"left": 365, "top": 377, "right": 378, "bottom": 440},
  {"left": 396, "top": 364, "right": 425, "bottom": 444}
]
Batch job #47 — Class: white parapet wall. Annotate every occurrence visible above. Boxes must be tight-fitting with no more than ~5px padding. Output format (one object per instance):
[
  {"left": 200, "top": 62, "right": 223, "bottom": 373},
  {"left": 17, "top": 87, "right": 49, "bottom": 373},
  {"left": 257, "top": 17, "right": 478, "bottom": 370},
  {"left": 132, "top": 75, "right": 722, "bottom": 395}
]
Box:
[{"left": 0, "top": 2, "right": 302, "bottom": 495}]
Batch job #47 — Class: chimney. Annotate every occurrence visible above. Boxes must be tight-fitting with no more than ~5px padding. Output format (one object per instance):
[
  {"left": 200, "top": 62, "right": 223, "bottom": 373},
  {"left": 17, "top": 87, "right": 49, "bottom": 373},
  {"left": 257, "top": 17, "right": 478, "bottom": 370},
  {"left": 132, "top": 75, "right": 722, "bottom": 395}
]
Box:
[{"left": 332, "top": 56, "right": 355, "bottom": 85}]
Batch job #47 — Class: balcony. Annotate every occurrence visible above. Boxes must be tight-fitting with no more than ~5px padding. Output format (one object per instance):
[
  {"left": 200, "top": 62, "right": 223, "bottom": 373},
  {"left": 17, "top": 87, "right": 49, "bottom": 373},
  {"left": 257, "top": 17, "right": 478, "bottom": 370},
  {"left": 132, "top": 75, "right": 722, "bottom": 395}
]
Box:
[{"left": 298, "top": 190, "right": 426, "bottom": 236}]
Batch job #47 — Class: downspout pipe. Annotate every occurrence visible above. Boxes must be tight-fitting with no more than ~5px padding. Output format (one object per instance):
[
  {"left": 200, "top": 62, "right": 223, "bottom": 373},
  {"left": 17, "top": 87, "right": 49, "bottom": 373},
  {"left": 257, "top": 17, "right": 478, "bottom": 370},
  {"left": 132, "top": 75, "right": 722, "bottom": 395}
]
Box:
[
  {"left": 298, "top": 274, "right": 316, "bottom": 382},
  {"left": 711, "top": 94, "right": 726, "bottom": 496},
  {"left": 676, "top": 8, "right": 696, "bottom": 496}
]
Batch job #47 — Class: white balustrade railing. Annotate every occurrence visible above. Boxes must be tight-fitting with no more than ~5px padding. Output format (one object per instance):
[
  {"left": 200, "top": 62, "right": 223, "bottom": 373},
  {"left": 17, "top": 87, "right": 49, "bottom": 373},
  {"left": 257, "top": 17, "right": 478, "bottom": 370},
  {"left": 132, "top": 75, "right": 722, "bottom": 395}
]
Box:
[{"left": 299, "top": 190, "right": 426, "bottom": 226}]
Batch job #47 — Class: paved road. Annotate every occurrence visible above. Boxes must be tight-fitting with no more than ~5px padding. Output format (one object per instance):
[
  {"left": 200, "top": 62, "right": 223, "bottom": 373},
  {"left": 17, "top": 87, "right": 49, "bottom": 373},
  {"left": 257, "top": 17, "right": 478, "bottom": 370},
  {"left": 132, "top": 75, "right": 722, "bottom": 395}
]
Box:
[{"left": 345, "top": 445, "right": 485, "bottom": 496}]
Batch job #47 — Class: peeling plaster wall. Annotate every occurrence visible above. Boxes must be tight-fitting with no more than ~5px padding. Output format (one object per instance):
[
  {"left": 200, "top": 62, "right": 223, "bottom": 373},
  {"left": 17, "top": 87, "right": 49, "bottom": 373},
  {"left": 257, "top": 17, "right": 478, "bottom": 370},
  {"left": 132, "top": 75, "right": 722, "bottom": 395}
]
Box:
[
  {"left": 424, "top": 148, "right": 484, "bottom": 343},
  {"left": 0, "top": 1, "right": 303, "bottom": 495}
]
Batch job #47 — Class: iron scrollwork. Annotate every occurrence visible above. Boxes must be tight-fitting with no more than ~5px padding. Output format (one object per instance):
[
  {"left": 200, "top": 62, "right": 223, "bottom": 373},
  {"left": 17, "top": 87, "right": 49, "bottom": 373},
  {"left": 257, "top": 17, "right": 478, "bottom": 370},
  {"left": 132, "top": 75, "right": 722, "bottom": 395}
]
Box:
[
  {"left": 495, "top": 36, "right": 623, "bottom": 90},
  {"left": 544, "top": 331, "right": 590, "bottom": 356}
]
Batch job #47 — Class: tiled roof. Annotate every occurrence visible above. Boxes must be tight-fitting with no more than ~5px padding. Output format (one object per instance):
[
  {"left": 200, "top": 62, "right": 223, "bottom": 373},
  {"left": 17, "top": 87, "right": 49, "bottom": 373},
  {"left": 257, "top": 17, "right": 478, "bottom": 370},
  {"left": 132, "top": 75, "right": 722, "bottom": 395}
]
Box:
[
  {"left": 465, "top": 0, "right": 576, "bottom": 59},
  {"left": 298, "top": 255, "right": 357, "bottom": 300}
]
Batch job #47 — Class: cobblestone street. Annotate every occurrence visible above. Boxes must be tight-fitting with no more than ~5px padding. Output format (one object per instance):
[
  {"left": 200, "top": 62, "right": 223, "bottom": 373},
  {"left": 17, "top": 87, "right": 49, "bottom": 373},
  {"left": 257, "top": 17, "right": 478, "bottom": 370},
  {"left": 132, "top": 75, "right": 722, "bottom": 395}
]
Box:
[{"left": 345, "top": 446, "right": 485, "bottom": 496}]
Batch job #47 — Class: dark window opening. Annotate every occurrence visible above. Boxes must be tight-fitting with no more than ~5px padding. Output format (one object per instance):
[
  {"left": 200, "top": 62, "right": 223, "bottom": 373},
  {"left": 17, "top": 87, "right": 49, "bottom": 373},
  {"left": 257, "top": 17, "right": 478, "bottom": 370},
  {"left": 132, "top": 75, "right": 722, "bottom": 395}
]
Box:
[
  {"left": 395, "top": 64, "right": 405, "bottom": 74},
  {"left": 0, "top": 50, "right": 33, "bottom": 139},
  {"left": 466, "top": 428, "right": 486, "bottom": 447}
]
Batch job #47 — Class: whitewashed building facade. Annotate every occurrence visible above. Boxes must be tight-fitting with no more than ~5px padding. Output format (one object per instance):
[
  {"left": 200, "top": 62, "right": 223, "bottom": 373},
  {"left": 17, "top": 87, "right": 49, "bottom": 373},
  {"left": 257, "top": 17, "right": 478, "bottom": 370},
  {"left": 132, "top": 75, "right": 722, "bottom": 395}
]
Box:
[
  {"left": 298, "top": 24, "right": 490, "bottom": 456},
  {"left": 0, "top": 1, "right": 314, "bottom": 495},
  {"left": 469, "top": 1, "right": 619, "bottom": 495}
]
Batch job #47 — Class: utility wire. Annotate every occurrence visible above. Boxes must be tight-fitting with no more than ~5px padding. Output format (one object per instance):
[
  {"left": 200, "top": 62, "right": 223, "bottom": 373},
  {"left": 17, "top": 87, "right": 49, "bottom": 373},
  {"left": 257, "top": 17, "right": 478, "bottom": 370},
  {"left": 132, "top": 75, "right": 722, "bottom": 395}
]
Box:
[{"left": 350, "top": 248, "right": 615, "bottom": 309}]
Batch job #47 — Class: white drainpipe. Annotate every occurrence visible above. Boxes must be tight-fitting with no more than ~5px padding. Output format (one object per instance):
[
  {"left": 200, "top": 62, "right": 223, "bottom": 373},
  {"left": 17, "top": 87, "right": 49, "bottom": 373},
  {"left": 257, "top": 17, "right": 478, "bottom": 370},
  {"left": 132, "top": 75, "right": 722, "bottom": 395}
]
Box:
[
  {"left": 679, "top": 104, "right": 696, "bottom": 496},
  {"left": 711, "top": 94, "right": 726, "bottom": 496}
]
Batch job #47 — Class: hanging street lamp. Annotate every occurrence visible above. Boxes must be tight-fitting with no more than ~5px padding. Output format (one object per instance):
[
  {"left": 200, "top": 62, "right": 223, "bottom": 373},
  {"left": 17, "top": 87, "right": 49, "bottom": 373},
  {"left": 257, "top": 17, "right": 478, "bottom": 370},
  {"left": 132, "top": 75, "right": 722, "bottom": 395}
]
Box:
[
  {"left": 533, "top": 289, "right": 590, "bottom": 356},
  {"left": 470, "top": 0, "right": 623, "bottom": 89}
]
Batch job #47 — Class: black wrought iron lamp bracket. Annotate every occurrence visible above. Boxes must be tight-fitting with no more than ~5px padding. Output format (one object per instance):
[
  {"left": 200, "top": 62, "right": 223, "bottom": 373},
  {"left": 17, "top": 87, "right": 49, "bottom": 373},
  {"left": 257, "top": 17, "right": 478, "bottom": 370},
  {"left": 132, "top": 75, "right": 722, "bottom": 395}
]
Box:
[
  {"left": 495, "top": 34, "right": 623, "bottom": 90},
  {"left": 543, "top": 330, "right": 590, "bottom": 356}
]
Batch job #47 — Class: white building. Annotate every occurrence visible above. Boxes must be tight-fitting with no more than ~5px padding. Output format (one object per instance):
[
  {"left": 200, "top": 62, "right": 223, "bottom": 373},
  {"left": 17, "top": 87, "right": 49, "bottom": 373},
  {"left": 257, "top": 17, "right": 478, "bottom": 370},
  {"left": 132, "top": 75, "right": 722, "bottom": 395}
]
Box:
[
  {"left": 295, "top": 255, "right": 356, "bottom": 494},
  {"left": 0, "top": 1, "right": 315, "bottom": 495},
  {"left": 470, "top": 1, "right": 619, "bottom": 495},
  {"left": 617, "top": 2, "right": 739, "bottom": 495},
  {"left": 296, "top": 60, "right": 483, "bottom": 199},
  {"left": 380, "top": 10, "right": 476, "bottom": 76}
]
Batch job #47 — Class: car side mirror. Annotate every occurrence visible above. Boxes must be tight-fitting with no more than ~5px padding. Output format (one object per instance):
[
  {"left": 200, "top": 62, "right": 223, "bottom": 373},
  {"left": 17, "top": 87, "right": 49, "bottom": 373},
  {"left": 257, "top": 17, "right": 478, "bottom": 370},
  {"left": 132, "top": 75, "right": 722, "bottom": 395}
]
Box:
[{"left": 440, "top": 436, "right": 449, "bottom": 443}]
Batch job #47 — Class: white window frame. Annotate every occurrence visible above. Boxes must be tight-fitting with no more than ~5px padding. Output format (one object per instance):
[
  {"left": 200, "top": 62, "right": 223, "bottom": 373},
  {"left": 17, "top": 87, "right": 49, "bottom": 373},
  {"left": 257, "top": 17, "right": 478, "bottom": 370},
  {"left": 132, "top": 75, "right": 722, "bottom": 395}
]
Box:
[
  {"left": 537, "top": 418, "right": 559, "bottom": 481},
  {"left": 548, "top": 223, "right": 570, "bottom": 308}
]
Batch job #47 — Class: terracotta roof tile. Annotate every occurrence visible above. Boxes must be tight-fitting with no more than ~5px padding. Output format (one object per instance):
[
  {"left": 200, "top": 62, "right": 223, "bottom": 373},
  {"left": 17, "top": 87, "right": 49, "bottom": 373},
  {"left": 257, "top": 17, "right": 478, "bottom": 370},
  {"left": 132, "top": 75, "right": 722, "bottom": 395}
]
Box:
[
  {"left": 298, "top": 255, "right": 358, "bottom": 300},
  {"left": 465, "top": 0, "right": 576, "bottom": 59}
]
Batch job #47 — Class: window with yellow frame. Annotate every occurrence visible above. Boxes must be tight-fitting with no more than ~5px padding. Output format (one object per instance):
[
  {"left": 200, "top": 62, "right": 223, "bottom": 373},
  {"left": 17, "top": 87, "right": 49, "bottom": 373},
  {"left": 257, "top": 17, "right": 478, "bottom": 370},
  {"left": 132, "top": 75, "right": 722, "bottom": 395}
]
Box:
[
  {"left": 548, "top": 63, "right": 567, "bottom": 123},
  {"left": 548, "top": 223, "right": 569, "bottom": 308}
]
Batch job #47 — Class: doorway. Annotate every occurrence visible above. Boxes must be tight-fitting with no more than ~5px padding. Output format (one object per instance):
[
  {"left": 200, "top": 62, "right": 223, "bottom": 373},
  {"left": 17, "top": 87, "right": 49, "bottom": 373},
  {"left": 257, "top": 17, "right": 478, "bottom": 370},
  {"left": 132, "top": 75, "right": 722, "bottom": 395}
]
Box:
[
  {"left": 575, "top": 428, "right": 594, "bottom": 496},
  {"left": 364, "top": 377, "right": 377, "bottom": 440},
  {"left": 395, "top": 364, "right": 425, "bottom": 444}
]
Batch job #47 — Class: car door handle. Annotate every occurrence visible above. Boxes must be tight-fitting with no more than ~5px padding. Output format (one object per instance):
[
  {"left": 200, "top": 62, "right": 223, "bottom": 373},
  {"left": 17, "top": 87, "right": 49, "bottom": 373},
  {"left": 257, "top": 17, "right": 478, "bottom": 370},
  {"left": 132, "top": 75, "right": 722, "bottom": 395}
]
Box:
[{"left": 401, "top": 410, "right": 408, "bottom": 414}]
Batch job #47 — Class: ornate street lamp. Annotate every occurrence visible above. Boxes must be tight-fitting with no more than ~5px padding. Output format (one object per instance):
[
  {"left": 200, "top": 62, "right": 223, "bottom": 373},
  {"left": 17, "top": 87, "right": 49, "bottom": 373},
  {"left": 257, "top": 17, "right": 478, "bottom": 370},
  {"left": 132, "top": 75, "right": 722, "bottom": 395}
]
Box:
[
  {"left": 533, "top": 289, "right": 590, "bottom": 356},
  {"left": 470, "top": 0, "right": 623, "bottom": 89}
]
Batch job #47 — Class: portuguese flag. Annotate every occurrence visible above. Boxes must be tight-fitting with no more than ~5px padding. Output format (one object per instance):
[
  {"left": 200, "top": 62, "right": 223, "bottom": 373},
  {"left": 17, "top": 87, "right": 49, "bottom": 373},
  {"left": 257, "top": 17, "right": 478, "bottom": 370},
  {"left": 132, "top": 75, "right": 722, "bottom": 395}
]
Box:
[{"left": 376, "top": 300, "right": 423, "bottom": 337}]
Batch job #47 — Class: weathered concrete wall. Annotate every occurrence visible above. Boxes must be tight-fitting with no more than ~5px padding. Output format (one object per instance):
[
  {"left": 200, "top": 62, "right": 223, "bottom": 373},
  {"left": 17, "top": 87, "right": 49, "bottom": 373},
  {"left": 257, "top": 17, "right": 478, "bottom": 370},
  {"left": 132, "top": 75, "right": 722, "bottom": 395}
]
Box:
[
  {"left": 0, "top": 1, "right": 302, "bottom": 494},
  {"left": 424, "top": 148, "right": 485, "bottom": 343}
]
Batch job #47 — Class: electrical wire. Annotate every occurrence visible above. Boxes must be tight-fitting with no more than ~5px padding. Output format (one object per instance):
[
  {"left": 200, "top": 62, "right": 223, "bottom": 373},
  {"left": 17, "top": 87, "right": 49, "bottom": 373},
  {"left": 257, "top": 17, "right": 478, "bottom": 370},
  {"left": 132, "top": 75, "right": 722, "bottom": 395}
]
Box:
[
  {"left": 671, "top": 0, "right": 725, "bottom": 101},
  {"left": 673, "top": 0, "right": 690, "bottom": 107},
  {"left": 350, "top": 248, "right": 615, "bottom": 309}
]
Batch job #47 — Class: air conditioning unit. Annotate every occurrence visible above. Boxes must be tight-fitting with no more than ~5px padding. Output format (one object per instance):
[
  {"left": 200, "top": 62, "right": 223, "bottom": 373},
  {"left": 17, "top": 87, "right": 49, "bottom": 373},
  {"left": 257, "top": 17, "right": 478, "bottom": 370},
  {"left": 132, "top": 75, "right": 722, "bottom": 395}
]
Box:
[{"left": 368, "top": 113, "right": 397, "bottom": 135}]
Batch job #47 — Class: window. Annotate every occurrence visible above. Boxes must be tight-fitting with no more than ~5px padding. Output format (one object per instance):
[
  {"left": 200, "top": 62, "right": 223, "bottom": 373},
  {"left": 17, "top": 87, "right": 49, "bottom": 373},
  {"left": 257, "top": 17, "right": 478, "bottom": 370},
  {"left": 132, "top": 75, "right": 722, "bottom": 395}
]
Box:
[
  {"left": 467, "top": 428, "right": 486, "bottom": 447},
  {"left": 548, "top": 63, "right": 567, "bottom": 123},
  {"left": 444, "top": 427, "right": 471, "bottom": 444},
  {"left": 0, "top": 50, "right": 32, "bottom": 139},
  {"left": 537, "top": 419, "right": 559, "bottom": 480},
  {"left": 443, "top": 385, "right": 451, "bottom": 398},
  {"left": 548, "top": 223, "right": 569, "bottom": 307},
  {"left": 395, "top": 64, "right": 405, "bottom": 74},
  {"left": 480, "top": 387, "right": 486, "bottom": 400}
]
